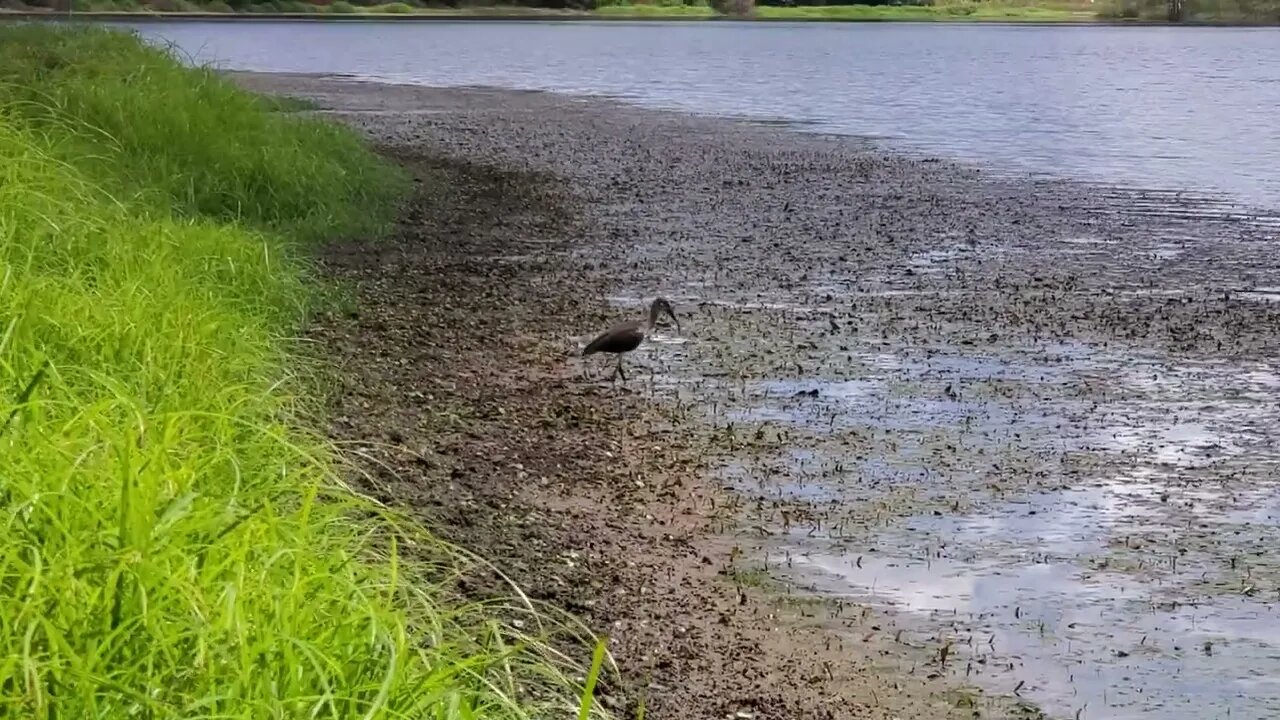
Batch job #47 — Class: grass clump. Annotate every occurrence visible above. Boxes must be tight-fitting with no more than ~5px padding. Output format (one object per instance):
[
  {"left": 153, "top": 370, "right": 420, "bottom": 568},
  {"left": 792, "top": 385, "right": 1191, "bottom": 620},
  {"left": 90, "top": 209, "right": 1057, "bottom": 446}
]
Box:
[
  {"left": 276, "top": 0, "right": 323, "bottom": 11},
  {"left": 595, "top": 0, "right": 714, "bottom": 15},
  {"left": 0, "top": 27, "right": 399, "bottom": 240},
  {"left": 143, "top": 0, "right": 202, "bottom": 11},
  {"left": 749, "top": 1, "right": 1089, "bottom": 20},
  {"left": 0, "top": 24, "right": 613, "bottom": 720}
]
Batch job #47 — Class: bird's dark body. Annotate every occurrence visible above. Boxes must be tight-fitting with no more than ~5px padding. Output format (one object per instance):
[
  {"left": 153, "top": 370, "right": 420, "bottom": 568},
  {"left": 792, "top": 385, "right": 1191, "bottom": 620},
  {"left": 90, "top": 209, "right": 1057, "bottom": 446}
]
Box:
[
  {"left": 582, "top": 322, "right": 644, "bottom": 356},
  {"left": 581, "top": 298, "right": 679, "bottom": 383}
]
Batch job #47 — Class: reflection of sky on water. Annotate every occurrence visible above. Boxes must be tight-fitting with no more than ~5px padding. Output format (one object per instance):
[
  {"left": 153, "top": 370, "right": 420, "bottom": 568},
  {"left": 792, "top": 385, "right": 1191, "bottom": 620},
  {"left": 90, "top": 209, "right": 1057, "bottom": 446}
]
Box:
[
  {"left": 720, "top": 347, "right": 1280, "bottom": 720},
  {"left": 788, "top": 497, "right": 1280, "bottom": 720}
]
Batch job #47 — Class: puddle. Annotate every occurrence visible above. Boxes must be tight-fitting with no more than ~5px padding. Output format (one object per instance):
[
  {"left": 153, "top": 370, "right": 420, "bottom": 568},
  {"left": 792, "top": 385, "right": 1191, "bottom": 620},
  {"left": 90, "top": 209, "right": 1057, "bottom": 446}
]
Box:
[
  {"left": 908, "top": 247, "right": 966, "bottom": 273},
  {"left": 1222, "top": 491, "right": 1280, "bottom": 525},
  {"left": 1060, "top": 236, "right": 1117, "bottom": 246},
  {"left": 1151, "top": 244, "right": 1186, "bottom": 261},
  {"left": 1237, "top": 287, "right": 1280, "bottom": 304},
  {"left": 1087, "top": 422, "right": 1237, "bottom": 468}
]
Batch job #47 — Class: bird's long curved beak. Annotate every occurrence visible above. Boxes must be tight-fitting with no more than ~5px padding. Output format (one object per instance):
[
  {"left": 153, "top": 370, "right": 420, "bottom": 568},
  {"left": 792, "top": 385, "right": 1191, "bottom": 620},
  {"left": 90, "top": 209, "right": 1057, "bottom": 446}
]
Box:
[{"left": 668, "top": 309, "right": 681, "bottom": 335}]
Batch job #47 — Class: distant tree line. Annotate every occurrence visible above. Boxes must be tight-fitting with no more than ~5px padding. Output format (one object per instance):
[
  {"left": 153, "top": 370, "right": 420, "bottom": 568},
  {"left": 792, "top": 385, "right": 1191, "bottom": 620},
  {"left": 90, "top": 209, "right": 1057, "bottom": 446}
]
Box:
[{"left": 9, "top": 0, "right": 1273, "bottom": 24}]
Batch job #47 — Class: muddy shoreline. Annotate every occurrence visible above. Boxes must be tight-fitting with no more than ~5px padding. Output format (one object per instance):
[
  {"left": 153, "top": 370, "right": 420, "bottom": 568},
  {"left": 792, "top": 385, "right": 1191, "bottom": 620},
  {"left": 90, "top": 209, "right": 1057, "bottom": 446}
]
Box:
[{"left": 235, "top": 71, "right": 1280, "bottom": 720}]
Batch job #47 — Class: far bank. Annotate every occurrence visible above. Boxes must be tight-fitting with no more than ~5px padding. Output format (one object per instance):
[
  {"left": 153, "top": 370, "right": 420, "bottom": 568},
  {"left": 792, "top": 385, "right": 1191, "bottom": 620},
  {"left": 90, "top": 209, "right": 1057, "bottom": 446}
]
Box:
[{"left": 7, "top": 5, "right": 1280, "bottom": 25}]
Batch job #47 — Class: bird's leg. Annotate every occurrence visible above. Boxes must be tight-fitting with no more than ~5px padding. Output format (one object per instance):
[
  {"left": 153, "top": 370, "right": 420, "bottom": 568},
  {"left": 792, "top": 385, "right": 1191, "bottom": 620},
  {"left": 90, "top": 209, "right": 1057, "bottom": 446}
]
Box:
[{"left": 616, "top": 355, "right": 627, "bottom": 384}]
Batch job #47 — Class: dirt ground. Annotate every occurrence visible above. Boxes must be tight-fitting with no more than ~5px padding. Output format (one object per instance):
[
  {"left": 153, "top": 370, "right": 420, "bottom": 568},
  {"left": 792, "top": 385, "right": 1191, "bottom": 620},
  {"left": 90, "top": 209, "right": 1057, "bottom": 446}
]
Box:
[{"left": 301, "top": 150, "right": 981, "bottom": 719}]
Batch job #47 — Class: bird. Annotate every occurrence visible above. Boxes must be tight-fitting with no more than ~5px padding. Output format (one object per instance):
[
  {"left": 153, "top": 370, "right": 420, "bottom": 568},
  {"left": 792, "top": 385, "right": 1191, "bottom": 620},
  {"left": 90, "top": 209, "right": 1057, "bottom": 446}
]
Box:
[{"left": 582, "top": 297, "right": 681, "bottom": 383}]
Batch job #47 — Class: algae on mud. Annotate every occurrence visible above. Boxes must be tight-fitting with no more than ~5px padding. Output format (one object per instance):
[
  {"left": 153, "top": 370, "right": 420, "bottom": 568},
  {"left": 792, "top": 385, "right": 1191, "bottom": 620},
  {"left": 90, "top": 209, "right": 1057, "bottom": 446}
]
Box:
[{"left": 0, "top": 26, "right": 609, "bottom": 719}]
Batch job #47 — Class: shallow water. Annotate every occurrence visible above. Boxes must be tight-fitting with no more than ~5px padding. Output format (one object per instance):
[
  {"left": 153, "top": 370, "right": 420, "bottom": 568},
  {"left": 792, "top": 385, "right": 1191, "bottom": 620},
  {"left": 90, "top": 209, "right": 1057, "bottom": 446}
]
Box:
[
  {"left": 795, "top": 544, "right": 1280, "bottom": 720},
  {"left": 684, "top": 333, "right": 1280, "bottom": 719},
  {"left": 116, "top": 19, "right": 1280, "bottom": 211},
  {"left": 596, "top": 260, "right": 1280, "bottom": 718},
  {"left": 558, "top": 217, "right": 1280, "bottom": 718}
]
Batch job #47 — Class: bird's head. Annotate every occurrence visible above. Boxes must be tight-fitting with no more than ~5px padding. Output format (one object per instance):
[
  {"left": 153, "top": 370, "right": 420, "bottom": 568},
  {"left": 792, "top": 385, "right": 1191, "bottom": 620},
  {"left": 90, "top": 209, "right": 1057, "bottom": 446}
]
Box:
[{"left": 651, "top": 297, "right": 681, "bottom": 335}]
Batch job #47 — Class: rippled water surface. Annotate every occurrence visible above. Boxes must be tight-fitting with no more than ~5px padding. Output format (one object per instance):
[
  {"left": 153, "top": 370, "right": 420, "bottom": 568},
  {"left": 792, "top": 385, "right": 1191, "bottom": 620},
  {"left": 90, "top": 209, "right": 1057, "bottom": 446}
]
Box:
[{"left": 124, "top": 19, "right": 1280, "bottom": 209}]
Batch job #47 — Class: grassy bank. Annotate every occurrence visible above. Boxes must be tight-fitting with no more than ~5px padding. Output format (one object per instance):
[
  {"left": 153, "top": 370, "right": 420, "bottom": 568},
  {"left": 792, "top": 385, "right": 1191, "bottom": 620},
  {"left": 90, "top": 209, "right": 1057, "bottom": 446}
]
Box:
[{"left": 0, "top": 24, "right": 608, "bottom": 719}]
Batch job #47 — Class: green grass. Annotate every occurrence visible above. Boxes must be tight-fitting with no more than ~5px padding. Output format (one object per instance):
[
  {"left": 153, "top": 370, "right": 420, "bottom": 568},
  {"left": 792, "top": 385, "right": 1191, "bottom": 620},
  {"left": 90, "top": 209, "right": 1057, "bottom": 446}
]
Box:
[
  {"left": 595, "top": 2, "right": 715, "bottom": 16},
  {"left": 373, "top": 1, "right": 415, "bottom": 12},
  {"left": 0, "top": 24, "right": 613, "bottom": 720}
]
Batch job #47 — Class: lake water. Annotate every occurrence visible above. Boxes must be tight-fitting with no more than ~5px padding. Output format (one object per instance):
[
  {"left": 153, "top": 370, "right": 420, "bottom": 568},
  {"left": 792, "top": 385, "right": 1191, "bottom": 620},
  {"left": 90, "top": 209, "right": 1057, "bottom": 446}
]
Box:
[{"left": 120, "top": 19, "right": 1280, "bottom": 210}]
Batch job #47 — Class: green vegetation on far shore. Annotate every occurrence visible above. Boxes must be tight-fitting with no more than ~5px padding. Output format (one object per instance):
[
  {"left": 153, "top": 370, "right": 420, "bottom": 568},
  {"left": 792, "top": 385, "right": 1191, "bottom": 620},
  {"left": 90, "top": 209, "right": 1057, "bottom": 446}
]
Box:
[
  {"left": 4, "top": 0, "right": 1277, "bottom": 24},
  {"left": 0, "top": 24, "right": 609, "bottom": 719},
  {"left": 751, "top": 2, "right": 1093, "bottom": 20}
]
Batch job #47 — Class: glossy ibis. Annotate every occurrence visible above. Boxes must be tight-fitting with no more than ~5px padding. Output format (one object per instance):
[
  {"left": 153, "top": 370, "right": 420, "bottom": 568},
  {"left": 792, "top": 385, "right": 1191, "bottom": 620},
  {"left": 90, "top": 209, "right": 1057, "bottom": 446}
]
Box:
[{"left": 583, "top": 297, "right": 680, "bottom": 382}]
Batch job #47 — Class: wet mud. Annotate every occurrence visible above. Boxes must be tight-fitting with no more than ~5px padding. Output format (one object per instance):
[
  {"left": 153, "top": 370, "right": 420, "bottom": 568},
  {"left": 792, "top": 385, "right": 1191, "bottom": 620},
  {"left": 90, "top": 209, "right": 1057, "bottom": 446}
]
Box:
[{"left": 235, "top": 71, "right": 1280, "bottom": 720}]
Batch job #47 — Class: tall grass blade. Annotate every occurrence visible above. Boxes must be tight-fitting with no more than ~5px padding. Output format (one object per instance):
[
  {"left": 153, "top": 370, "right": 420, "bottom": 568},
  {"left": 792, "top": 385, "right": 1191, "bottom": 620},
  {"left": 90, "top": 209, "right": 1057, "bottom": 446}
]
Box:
[
  {"left": 1, "top": 358, "right": 48, "bottom": 437},
  {"left": 578, "top": 637, "right": 609, "bottom": 720}
]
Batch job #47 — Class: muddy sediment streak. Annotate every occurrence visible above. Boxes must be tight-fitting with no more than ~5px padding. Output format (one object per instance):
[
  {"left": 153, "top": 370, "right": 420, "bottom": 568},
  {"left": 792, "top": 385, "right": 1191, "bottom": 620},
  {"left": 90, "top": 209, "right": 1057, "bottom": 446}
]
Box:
[{"left": 237, "top": 71, "right": 1280, "bottom": 720}]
